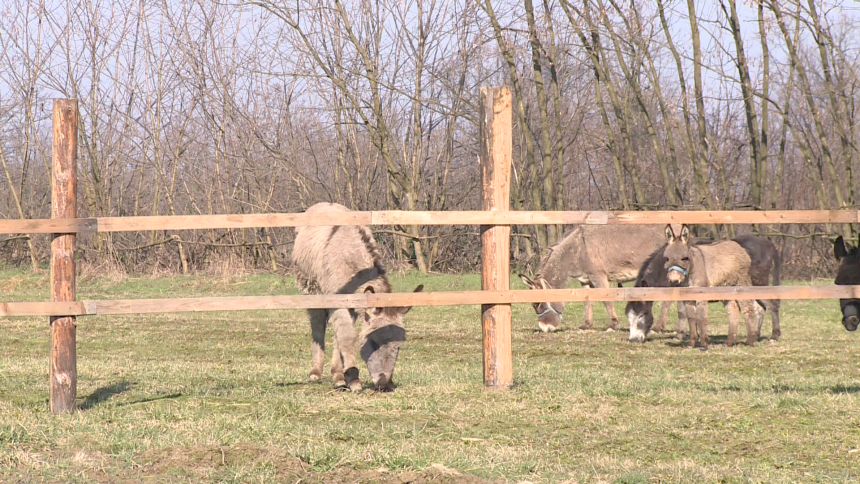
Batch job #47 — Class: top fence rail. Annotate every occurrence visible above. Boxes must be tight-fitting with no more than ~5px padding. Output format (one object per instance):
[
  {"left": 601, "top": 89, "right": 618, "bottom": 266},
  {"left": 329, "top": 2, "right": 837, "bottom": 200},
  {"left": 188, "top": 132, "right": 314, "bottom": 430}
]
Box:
[{"left": 1, "top": 210, "right": 858, "bottom": 235}]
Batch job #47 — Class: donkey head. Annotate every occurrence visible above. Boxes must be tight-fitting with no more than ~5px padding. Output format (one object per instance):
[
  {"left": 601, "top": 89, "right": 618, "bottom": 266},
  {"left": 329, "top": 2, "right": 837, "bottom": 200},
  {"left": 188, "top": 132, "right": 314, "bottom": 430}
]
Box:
[
  {"left": 626, "top": 280, "right": 654, "bottom": 343},
  {"left": 834, "top": 236, "right": 860, "bottom": 332},
  {"left": 360, "top": 284, "right": 424, "bottom": 391},
  {"left": 519, "top": 274, "right": 564, "bottom": 332},
  {"left": 664, "top": 224, "right": 692, "bottom": 286}
]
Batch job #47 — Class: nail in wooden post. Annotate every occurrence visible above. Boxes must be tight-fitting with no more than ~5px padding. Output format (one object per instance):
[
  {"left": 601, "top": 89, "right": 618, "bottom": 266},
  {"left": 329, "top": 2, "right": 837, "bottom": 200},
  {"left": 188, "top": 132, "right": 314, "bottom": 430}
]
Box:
[
  {"left": 51, "top": 99, "right": 77, "bottom": 414},
  {"left": 479, "top": 87, "right": 513, "bottom": 389}
]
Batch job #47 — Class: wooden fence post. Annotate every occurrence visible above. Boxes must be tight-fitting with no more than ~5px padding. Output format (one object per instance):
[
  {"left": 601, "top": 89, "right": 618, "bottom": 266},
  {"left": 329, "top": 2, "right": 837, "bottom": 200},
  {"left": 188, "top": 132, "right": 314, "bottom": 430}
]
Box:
[
  {"left": 480, "top": 87, "right": 513, "bottom": 389},
  {"left": 51, "top": 99, "right": 78, "bottom": 414}
]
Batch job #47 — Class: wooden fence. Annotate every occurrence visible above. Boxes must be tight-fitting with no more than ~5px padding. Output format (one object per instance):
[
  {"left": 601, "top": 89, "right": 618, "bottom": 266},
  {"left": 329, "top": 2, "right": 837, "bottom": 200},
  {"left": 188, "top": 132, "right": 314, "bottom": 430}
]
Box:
[{"left": 1, "top": 91, "right": 858, "bottom": 413}]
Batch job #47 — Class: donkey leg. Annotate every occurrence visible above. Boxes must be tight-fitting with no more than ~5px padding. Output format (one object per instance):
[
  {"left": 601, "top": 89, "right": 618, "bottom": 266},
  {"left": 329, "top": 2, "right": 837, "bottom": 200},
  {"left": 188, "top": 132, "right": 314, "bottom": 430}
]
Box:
[
  {"left": 696, "top": 301, "right": 709, "bottom": 350},
  {"left": 684, "top": 301, "right": 698, "bottom": 347},
  {"left": 581, "top": 294, "right": 594, "bottom": 330},
  {"left": 769, "top": 299, "right": 781, "bottom": 340},
  {"left": 675, "top": 302, "right": 689, "bottom": 339},
  {"left": 653, "top": 301, "right": 669, "bottom": 333},
  {"left": 330, "top": 308, "right": 362, "bottom": 392},
  {"left": 330, "top": 337, "right": 346, "bottom": 389},
  {"left": 739, "top": 299, "right": 758, "bottom": 346},
  {"left": 725, "top": 301, "right": 739, "bottom": 347},
  {"left": 753, "top": 301, "right": 765, "bottom": 338},
  {"left": 308, "top": 309, "right": 327, "bottom": 382},
  {"left": 592, "top": 276, "right": 619, "bottom": 330},
  {"left": 603, "top": 301, "right": 619, "bottom": 331}
]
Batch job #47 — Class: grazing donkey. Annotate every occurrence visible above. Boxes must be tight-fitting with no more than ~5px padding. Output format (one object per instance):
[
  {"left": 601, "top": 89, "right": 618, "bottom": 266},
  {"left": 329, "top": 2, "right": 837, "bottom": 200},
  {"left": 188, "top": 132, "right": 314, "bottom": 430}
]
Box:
[
  {"left": 519, "top": 225, "right": 680, "bottom": 332},
  {"left": 292, "top": 202, "right": 423, "bottom": 392},
  {"left": 627, "top": 225, "right": 758, "bottom": 349},
  {"left": 627, "top": 233, "right": 781, "bottom": 343},
  {"left": 833, "top": 236, "right": 860, "bottom": 331}
]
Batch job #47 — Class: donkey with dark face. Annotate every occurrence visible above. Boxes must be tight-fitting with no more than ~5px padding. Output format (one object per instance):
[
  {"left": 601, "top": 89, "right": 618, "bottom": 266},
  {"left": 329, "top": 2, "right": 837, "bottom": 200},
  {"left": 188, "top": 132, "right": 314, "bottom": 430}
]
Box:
[
  {"left": 292, "top": 202, "right": 423, "bottom": 392},
  {"left": 628, "top": 225, "right": 758, "bottom": 349},
  {"left": 833, "top": 236, "right": 860, "bottom": 331},
  {"left": 519, "top": 225, "right": 680, "bottom": 332},
  {"left": 733, "top": 234, "right": 781, "bottom": 339}
]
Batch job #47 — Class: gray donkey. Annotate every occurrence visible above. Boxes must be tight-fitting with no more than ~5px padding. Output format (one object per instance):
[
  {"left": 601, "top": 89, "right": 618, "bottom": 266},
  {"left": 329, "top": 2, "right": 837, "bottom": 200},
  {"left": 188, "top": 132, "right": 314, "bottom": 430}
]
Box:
[
  {"left": 292, "top": 202, "right": 423, "bottom": 392},
  {"left": 519, "top": 225, "right": 682, "bottom": 332},
  {"left": 627, "top": 224, "right": 758, "bottom": 349}
]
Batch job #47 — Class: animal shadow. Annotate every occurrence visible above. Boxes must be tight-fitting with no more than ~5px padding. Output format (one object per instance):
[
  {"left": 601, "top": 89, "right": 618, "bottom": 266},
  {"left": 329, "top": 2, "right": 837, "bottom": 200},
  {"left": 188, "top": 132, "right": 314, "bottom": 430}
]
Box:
[
  {"left": 529, "top": 327, "right": 569, "bottom": 334},
  {"left": 829, "top": 384, "right": 860, "bottom": 394},
  {"left": 79, "top": 381, "right": 135, "bottom": 410}
]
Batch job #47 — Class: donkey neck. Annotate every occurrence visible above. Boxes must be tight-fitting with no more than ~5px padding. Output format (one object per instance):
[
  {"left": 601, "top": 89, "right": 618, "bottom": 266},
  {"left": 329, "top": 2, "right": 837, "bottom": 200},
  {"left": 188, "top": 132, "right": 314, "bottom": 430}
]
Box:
[{"left": 536, "top": 237, "right": 583, "bottom": 289}]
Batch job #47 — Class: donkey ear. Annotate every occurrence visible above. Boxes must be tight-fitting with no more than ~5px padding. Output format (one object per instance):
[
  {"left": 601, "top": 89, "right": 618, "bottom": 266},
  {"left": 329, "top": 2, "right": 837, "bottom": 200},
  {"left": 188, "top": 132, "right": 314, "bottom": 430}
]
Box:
[
  {"left": 835, "top": 236, "right": 848, "bottom": 260},
  {"left": 679, "top": 225, "right": 690, "bottom": 245},
  {"left": 398, "top": 285, "right": 424, "bottom": 314},
  {"left": 538, "top": 278, "right": 553, "bottom": 290},
  {"left": 519, "top": 274, "right": 537, "bottom": 289},
  {"left": 365, "top": 286, "right": 376, "bottom": 294},
  {"left": 665, "top": 224, "right": 676, "bottom": 243}
]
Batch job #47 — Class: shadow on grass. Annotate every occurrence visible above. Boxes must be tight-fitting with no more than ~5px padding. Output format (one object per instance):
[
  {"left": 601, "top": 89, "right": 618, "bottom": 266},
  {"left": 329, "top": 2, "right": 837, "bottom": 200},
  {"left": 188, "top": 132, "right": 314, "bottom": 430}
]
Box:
[
  {"left": 662, "top": 334, "right": 760, "bottom": 349},
  {"left": 117, "top": 393, "right": 182, "bottom": 407},
  {"left": 80, "top": 381, "right": 135, "bottom": 410},
  {"left": 276, "top": 380, "right": 314, "bottom": 387},
  {"left": 829, "top": 384, "right": 860, "bottom": 394},
  {"left": 770, "top": 384, "right": 860, "bottom": 394},
  {"left": 528, "top": 328, "right": 570, "bottom": 334}
]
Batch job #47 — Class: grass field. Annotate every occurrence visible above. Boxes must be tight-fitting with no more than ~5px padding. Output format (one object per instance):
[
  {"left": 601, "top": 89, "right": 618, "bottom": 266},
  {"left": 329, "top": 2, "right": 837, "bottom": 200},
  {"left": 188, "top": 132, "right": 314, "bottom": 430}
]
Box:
[{"left": 1, "top": 267, "right": 859, "bottom": 483}]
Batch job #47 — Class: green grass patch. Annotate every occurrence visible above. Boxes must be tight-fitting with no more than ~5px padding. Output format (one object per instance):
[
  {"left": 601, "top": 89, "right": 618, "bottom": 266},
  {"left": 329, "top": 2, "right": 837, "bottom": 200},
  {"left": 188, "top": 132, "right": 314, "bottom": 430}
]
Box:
[{"left": 1, "top": 269, "right": 859, "bottom": 482}]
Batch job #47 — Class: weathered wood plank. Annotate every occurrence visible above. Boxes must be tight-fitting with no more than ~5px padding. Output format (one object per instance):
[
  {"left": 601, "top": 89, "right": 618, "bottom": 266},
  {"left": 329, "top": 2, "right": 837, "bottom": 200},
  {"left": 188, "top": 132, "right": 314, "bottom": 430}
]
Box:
[
  {"left": 0, "top": 218, "right": 97, "bottom": 234},
  {"left": 3, "top": 209, "right": 859, "bottom": 234},
  {"left": 0, "top": 301, "right": 89, "bottom": 317},
  {"left": 96, "top": 212, "right": 372, "bottom": 232},
  {"left": 2, "top": 286, "right": 858, "bottom": 317},
  {"left": 94, "top": 294, "right": 368, "bottom": 315}
]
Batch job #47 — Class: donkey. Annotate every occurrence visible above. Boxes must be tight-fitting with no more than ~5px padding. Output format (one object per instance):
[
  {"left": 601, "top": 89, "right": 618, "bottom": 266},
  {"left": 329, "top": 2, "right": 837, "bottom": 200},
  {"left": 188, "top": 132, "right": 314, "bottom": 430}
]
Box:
[
  {"left": 833, "top": 236, "right": 860, "bottom": 331},
  {"left": 627, "top": 225, "right": 758, "bottom": 349},
  {"left": 519, "top": 225, "right": 681, "bottom": 332},
  {"left": 733, "top": 234, "right": 781, "bottom": 339},
  {"left": 627, "top": 232, "right": 781, "bottom": 343},
  {"left": 291, "top": 202, "right": 423, "bottom": 392}
]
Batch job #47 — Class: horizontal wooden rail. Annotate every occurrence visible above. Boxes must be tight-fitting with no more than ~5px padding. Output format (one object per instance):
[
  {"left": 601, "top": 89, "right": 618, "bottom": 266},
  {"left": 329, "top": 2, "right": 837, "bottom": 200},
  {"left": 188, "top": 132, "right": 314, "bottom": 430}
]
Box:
[
  {"left": 2, "top": 210, "right": 859, "bottom": 234},
  {"left": 2, "top": 285, "right": 856, "bottom": 317}
]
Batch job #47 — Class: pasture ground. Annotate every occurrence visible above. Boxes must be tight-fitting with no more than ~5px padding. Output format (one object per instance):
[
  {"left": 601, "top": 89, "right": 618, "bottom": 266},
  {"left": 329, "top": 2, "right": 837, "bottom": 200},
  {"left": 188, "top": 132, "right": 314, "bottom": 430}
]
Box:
[{"left": 1, "top": 267, "right": 859, "bottom": 483}]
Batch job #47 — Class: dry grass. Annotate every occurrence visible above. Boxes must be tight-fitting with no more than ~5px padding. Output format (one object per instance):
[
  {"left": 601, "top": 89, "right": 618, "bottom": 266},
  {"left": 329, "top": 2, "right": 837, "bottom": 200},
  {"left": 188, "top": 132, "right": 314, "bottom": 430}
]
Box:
[{"left": 1, "top": 268, "right": 859, "bottom": 483}]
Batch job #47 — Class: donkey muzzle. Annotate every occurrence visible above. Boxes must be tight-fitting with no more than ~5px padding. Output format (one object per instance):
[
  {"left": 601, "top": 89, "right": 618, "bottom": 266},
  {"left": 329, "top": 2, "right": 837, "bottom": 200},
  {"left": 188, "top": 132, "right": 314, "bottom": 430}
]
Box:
[{"left": 840, "top": 299, "right": 860, "bottom": 331}]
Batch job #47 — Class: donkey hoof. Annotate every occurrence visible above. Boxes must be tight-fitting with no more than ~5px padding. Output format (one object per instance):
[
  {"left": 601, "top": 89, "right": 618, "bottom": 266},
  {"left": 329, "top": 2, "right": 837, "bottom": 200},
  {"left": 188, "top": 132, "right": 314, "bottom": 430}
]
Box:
[
  {"left": 333, "top": 380, "right": 348, "bottom": 390},
  {"left": 309, "top": 374, "right": 321, "bottom": 383},
  {"left": 348, "top": 380, "right": 363, "bottom": 393},
  {"left": 605, "top": 327, "right": 615, "bottom": 333},
  {"left": 579, "top": 323, "right": 593, "bottom": 330}
]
